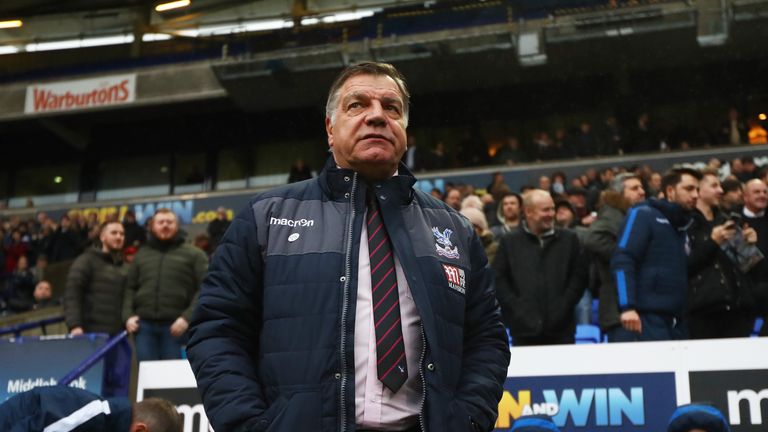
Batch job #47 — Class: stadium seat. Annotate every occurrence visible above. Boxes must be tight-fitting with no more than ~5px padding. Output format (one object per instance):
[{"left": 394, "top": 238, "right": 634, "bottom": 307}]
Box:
[
  {"left": 752, "top": 317, "right": 764, "bottom": 337},
  {"left": 575, "top": 324, "right": 602, "bottom": 344}
]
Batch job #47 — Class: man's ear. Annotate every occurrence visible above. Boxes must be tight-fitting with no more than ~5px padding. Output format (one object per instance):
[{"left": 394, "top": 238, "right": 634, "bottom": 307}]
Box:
[
  {"left": 130, "top": 422, "right": 148, "bottom": 432},
  {"left": 325, "top": 117, "right": 334, "bottom": 148}
]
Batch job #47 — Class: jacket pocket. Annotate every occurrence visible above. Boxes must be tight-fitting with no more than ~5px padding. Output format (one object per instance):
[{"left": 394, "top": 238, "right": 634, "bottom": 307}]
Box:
[
  {"left": 446, "top": 400, "right": 474, "bottom": 432},
  {"left": 263, "top": 388, "right": 321, "bottom": 432}
]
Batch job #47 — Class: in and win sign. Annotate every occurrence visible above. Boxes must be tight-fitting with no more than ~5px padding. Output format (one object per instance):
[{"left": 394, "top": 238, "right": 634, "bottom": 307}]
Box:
[{"left": 495, "top": 373, "right": 677, "bottom": 431}]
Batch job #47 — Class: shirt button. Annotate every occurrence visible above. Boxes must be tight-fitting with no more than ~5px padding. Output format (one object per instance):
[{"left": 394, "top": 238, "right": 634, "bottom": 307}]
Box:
[
  {"left": 379, "top": 195, "right": 387, "bottom": 201},
  {"left": 344, "top": 176, "right": 350, "bottom": 182},
  {"left": 340, "top": 276, "right": 346, "bottom": 282},
  {"left": 427, "top": 363, "right": 435, "bottom": 371},
  {"left": 334, "top": 373, "right": 342, "bottom": 379},
  {"left": 344, "top": 192, "right": 350, "bottom": 198}
]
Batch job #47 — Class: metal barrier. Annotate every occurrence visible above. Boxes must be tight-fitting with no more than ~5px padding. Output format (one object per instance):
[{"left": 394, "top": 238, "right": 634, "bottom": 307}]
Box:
[
  {"left": 58, "top": 330, "right": 129, "bottom": 387},
  {"left": 0, "top": 315, "right": 65, "bottom": 338}
]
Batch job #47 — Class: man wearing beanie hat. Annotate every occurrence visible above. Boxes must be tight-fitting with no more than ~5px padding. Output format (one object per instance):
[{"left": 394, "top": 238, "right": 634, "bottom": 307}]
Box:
[
  {"left": 511, "top": 414, "right": 560, "bottom": 431},
  {"left": 667, "top": 403, "right": 730, "bottom": 432}
]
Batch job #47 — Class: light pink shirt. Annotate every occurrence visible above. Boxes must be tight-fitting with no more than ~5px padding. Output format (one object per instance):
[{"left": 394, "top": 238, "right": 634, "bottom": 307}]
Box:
[{"left": 355, "top": 214, "right": 423, "bottom": 429}]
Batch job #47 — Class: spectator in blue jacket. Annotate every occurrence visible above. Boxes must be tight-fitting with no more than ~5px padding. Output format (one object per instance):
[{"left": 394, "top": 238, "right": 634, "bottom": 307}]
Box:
[
  {"left": 186, "top": 62, "right": 510, "bottom": 432},
  {"left": 611, "top": 167, "right": 701, "bottom": 341},
  {"left": 0, "top": 386, "right": 182, "bottom": 432}
]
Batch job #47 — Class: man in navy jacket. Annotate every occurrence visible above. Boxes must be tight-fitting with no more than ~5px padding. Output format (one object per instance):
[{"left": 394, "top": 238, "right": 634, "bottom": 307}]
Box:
[
  {"left": 186, "top": 62, "right": 510, "bottom": 432},
  {"left": 611, "top": 167, "right": 701, "bottom": 341},
  {"left": 0, "top": 386, "right": 181, "bottom": 432}
]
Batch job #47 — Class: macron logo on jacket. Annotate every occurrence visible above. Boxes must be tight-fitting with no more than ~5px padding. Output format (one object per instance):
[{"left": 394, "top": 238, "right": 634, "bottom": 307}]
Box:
[{"left": 269, "top": 217, "right": 315, "bottom": 227}]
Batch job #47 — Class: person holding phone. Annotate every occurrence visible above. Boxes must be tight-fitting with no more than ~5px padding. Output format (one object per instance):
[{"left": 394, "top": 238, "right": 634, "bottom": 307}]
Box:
[{"left": 686, "top": 169, "right": 756, "bottom": 339}]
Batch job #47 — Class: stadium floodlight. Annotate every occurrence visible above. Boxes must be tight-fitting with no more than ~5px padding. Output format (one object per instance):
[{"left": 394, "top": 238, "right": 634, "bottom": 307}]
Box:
[
  {"left": 26, "top": 34, "right": 135, "bottom": 52},
  {"left": 0, "top": 45, "right": 19, "bottom": 55},
  {"left": 142, "top": 33, "right": 173, "bottom": 41},
  {"left": 301, "top": 8, "right": 380, "bottom": 26},
  {"left": 176, "top": 19, "right": 293, "bottom": 37},
  {"left": 0, "top": 19, "right": 22, "bottom": 29},
  {"left": 517, "top": 31, "right": 547, "bottom": 67},
  {"left": 155, "top": 0, "right": 191, "bottom": 13}
]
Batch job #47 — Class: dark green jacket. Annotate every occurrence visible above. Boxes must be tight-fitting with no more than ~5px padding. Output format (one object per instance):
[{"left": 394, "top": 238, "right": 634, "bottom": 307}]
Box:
[
  {"left": 64, "top": 247, "right": 127, "bottom": 335},
  {"left": 123, "top": 235, "right": 208, "bottom": 323}
]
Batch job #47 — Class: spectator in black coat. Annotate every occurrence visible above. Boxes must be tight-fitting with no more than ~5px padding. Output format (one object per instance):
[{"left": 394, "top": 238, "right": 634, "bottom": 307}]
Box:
[
  {"left": 287, "top": 158, "right": 313, "bottom": 183},
  {"left": 48, "top": 215, "right": 83, "bottom": 262},
  {"left": 687, "top": 170, "right": 755, "bottom": 338},
  {"left": 493, "top": 189, "right": 586, "bottom": 345},
  {"left": 207, "top": 207, "right": 231, "bottom": 254},
  {"left": 122, "top": 210, "right": 146, "bottom": 248}
]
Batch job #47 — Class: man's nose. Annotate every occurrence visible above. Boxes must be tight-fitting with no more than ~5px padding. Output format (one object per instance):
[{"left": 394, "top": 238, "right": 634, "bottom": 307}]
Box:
[{"left": 365, "top": 101, "right": 387, "bottom": 126}]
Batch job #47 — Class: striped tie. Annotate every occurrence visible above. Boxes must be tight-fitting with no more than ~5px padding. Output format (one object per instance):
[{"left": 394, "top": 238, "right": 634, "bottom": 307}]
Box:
[{"left": 366, "top": 190, "right": 407, "bottom": 393}]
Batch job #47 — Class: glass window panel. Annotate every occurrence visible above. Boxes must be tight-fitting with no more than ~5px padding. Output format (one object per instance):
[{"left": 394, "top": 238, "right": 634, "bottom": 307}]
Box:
[
  {"left": 14, "top": 164, "right": 80, "bottom": 197},
  {"left": 98, "top": 155, "right": 170, "bottom": 200},
  {"left": 174, "top": 152, "right": 206, "bottom": 186}
]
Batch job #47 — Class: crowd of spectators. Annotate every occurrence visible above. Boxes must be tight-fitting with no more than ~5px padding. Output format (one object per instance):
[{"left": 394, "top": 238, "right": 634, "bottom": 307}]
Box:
[
  {"left": 440, "top": 153, "right": 768, "bottom": 344},
  {"left": 3, "top": 145, "right": 768, "bottom": 347},
  {"left": 404, "top": 108, "right": 768, "bottom": 172},
  {"left": 0, "top": 210, "right": 148, "bottom": 315}
]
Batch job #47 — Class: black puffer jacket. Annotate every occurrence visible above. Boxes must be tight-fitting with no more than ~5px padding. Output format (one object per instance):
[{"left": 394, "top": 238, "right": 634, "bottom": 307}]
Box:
[
  {"left": 493, "top": 223, "right": 586, "bottom": 339},
  {"left": 64, "top": 248, "right": 127, "bottom": 334},
  {"left": 687, "top": 209, "right": 752, "bottom": 314},
  {"left": 122, "top": 235, "right": 208, "bottom": 323}
]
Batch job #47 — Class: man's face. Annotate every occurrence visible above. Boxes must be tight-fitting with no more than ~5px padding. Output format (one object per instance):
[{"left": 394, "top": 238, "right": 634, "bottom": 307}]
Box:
[
  {"left": 555, "top": 206, "right": 574, "bottom": 228},
  {"left": 445, "top": 189, "right": 462, "bottom": 210},
  {"left": 152, "top": 212, "right": 179, "bottom": 241},
  {"left": 501, "top": 195, "right": 520, "bottom": 220},
  {"left": 100, "top": 222, "right": 125, "bottom": 252},
  {"left": 525, "top": 194, "right": 555, "bottom": 234},
  {"left": 326, "top": 73, "right": 407, "bottom": 179},
  {"left": 34, "top": 282, "right": 52, "bottom": 302},
  {"left": 539, "top": 176, "right": 551, "bottom": 191},
  {"left": 666, "top": 174, "right": 699, "bottom": 211},
  {"left": 698, "top": 174, "right": 723, "bottom": 207},
  {"left": 622, "top": 178, "right": 646, "bottom": 205},
  {"left": 744, "top": 180, "right": 768, "bottom": 212},
  {"left": 649, "top": 173, "right": 662, "bottom": 191},
  {"left": 723, "top": 188, "right": 743, "bottom": 209},
  {"left": 567, "top": 194, "right": 586, "bottom": 210}
]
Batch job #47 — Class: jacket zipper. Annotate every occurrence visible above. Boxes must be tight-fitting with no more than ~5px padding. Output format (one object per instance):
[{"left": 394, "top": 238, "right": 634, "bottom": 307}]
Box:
[
  {"left": 155, "top": 252, "right": 165, "bottom": 317},
  {"left": 418, "top": 324, "right": 427, "bottom": 432},
  {"left": 339, "top": 173, "right": 357, "bottom": 432}
]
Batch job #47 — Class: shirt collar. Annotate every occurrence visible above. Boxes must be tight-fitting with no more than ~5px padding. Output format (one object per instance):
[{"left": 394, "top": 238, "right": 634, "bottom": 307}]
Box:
[{"left": 743, "top": 207, "right": 766, "bottom": 218}]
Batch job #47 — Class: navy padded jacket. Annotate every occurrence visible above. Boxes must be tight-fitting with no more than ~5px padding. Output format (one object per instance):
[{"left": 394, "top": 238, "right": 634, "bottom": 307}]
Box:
[
  {"left": 611, "top": 199, "right": 692, "bottom": 315},
  {"left": 186, "top": 158, "right": 510, "bottom": 432}
]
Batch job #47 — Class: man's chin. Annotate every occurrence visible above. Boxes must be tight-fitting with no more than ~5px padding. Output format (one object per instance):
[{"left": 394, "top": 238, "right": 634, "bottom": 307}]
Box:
[{"left": 350, "top": 159, "right": 398, "bottom": 180}]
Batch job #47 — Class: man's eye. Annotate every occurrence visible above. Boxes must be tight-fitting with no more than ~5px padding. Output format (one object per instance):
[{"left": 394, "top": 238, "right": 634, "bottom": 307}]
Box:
[{"left": 348, "top": 102, "right": 363, "bottom": 109}]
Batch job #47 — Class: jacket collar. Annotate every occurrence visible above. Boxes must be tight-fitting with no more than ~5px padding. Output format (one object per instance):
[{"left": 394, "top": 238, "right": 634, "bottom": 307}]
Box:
[
  {"left": 319, "top": 155, "right": 416, "bottom": 205},
  {"left": 520, "top": 220, "right": 556, "bottom": 240},
  {"left": 646, "top": 198, "right": 693, "bottom": 231}
]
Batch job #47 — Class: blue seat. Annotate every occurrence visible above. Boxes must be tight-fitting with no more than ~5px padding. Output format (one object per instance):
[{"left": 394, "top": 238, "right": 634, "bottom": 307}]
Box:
[
  {"left": 752, "top": 317, "right": 764, "bottom": 337},
  {"left": 575, "top": 324, "right": 601, "bottom": 344}
]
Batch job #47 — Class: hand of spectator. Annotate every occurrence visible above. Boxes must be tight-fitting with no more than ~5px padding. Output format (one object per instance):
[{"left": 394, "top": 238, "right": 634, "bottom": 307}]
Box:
[
  {"left": 126, "top": 315, "right": 140, "bottom": 333},
  {"left": 743, "top": 225, "right": 758, "bottom": 244},
  {"left": 581, "top": 213, "right": 597, "bottom": 226},
  {"left": 70, "top": 327, "right": 84, "bottom": 336},
  {"left": 711, "top": 222, "right": 736, "bottom": 245},
  {"left": 620, "top": 310, "right": 642, "bottom": 333},
  {"left": 170, "top": 317, "right": 189, "bottom": 338}
]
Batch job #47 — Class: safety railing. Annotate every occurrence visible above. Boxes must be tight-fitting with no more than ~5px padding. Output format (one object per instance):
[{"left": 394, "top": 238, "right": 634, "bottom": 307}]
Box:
[
  {"left": 58, "top": 330, "right": 129, "bottom": 387},
  {"left": 0, "top": 315, "right": 66, "bottom": 338}
]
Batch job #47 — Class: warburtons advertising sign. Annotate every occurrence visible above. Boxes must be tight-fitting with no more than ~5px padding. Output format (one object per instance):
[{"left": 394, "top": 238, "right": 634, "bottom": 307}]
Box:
[{"left": 24, "top": 73, "right": 137, "bottom": 114}]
